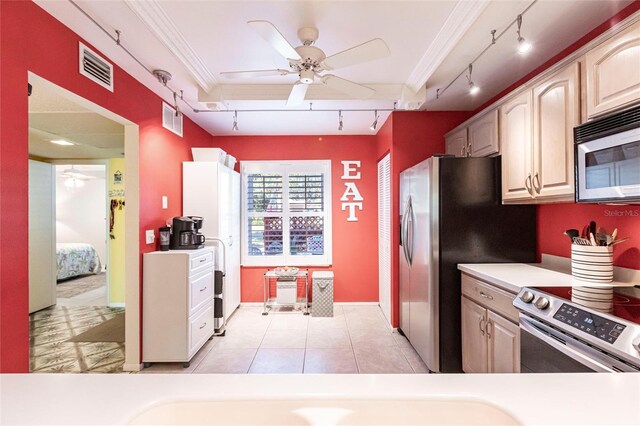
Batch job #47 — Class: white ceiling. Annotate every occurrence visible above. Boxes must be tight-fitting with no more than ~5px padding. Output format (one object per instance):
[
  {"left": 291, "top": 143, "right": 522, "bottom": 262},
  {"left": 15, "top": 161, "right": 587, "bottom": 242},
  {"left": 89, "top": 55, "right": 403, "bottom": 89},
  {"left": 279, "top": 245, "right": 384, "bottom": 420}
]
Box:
[
  {"left": 34, "top": 0, "right": 634, "bottom": 135},
  {"left": 29, "top": 77, "right": 125, "bottom": 160}
]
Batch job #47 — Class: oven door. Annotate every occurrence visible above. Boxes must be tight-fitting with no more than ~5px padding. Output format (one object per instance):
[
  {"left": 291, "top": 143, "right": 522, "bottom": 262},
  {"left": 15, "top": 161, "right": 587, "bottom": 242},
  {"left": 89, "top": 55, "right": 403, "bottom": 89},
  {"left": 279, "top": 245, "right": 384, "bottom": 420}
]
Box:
[
  {"left": 520, "top": 316, "right": 617, "bottom": 373},
  {"left": 576, "top": 127, "right": 640, "bottom": 203}
]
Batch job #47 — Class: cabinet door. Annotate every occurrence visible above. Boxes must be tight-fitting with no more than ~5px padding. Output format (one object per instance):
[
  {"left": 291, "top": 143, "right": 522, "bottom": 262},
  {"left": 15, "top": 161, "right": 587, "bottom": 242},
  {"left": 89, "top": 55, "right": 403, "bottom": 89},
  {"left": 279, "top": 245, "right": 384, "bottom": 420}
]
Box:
[
  {"left": 461, "top": 297, "right": 488, "bottom": 373},
  {"left": 468, "top": 109, "right": 499, "bottom": 157},
  {"left": 586, "top": 20, "right": 640, "bottom": 118},
  {"left": 487, "top": 311, "right": 520, "bottom": 373},
  {"left": 532, "top": 62, "right": 580, "bottom": 202},
  {"left": 501, "top": 91, "right": 534, "bottom": 202},
  {"left": 445, "top": 128, "right": 468, "bottom": 157}
]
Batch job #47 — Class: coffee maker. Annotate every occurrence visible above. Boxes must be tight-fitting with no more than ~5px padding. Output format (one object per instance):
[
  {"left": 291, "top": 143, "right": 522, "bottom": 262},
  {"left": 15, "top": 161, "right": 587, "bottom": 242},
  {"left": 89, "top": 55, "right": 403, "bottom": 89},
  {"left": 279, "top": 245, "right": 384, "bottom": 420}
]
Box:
[{"left": 170, "top": 216, "right": 205, "bottom": 250}]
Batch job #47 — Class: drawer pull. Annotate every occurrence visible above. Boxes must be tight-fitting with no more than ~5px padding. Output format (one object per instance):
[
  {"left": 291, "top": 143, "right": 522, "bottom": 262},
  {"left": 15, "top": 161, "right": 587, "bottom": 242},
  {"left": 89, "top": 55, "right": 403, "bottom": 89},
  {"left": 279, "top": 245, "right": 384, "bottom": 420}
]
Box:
[
  {"left": 486, "top": 320, "right": 493, "bottom": 338},
  {"left": 200, "top": 286, "right": 207, "bottom": 292},
  {"left": 479, "top": 291, "right": 494, "bottom": 300},
  {"left": 199, "top": 258, "right": 206, "bottom": 263},
  {"left": 199, "top": 322, "right": 207, "bottom": 330},
  {"left": 479, "top": 317, "right": 486, "bottom": 336}
]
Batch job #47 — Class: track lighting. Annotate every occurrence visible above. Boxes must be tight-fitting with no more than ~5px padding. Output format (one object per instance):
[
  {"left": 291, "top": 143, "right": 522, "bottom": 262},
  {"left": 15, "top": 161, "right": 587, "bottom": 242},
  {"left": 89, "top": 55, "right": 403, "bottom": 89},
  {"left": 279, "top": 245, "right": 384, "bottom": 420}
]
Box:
[
  {"left": 516, "top": 14, "right": 532, "bottom": 55},
  {"left": 435, "top": 0, "right": 537, "bottom": 100},
  {"left": 232, "top": 110, "right": 239, "bottom": 131},
  {"left": 370, "top": 110, "right": 379, "bottom": 131},
  {"left": 467, "top": 64, "right": 480, "bottom": 96},
  {"left": 338, "top": 110, "right": 344, "bottom": 131}
]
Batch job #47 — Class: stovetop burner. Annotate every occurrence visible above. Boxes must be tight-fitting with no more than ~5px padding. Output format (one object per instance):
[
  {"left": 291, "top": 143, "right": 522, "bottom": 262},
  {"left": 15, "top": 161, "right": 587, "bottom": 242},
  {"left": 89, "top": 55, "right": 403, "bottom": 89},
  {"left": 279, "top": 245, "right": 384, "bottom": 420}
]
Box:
[{"left": 538, "top": 286, "right": 640, "bottom": 325}]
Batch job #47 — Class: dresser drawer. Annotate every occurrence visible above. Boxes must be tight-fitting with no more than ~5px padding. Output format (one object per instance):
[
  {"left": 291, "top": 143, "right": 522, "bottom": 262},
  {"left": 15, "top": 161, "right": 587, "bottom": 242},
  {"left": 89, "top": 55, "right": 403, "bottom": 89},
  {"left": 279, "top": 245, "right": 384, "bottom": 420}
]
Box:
[
  {"left": 190, "top": 250, "right": 214, "bottom": 274},
  {"left": 462, "top": 273, "right": 518, "bottom": 323},
  {"left": 189, "top": 303, "right": 214, "bottom": 354},
  {"left": 189, "top": 269, "right": 213, "bottom": 314}
]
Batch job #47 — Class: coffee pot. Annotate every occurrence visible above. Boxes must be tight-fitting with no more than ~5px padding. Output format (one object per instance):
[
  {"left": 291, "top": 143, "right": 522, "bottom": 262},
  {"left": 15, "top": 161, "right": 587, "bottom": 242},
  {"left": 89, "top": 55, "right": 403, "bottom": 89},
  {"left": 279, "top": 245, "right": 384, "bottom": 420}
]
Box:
[{"left": 169, "top": 216, "right": 205, "bottom": 250}]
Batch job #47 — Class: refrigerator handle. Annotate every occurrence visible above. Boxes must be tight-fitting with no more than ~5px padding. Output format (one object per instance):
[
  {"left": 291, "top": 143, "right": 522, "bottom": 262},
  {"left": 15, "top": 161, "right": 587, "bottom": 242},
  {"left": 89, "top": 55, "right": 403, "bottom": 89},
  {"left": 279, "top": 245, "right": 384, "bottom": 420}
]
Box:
[
  {"left": 406, "top": 197, "right": 414, "bottom": 265},
  {"left": 400, "top": 199, "right": 410, "bottom": 264}
]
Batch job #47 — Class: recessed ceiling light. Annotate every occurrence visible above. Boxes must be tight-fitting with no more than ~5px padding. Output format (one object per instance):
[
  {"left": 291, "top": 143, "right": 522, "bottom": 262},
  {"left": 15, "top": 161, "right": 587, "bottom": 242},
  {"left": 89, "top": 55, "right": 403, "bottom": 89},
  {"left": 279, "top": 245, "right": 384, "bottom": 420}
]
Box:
[{"left": 51, "top": 140, "right": 74, "bottom": 146}]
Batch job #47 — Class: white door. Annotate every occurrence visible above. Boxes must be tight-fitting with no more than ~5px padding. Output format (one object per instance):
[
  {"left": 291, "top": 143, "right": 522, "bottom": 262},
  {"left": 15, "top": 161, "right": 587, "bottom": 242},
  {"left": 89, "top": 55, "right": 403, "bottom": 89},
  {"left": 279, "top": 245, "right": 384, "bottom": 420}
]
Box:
[
  {"left": 377, "top": 153, "right": 391, "bottom": 324},
  {"left": 29, "top": 160, "right": 56, "bottom": 313}
]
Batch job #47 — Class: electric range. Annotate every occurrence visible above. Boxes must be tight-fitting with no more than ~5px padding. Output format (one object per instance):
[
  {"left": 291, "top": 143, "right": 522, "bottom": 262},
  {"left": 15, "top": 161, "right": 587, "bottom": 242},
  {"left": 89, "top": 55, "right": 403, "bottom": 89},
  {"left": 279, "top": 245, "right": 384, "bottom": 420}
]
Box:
[{"left": 513, "top": 287, "right": 640, "bottom": 372}]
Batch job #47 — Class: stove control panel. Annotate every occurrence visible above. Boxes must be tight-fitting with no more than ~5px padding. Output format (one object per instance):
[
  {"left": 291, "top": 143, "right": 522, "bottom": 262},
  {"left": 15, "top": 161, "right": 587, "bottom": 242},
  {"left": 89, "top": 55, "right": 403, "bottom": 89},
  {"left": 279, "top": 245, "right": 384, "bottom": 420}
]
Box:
[{"left": 553, "top": 303, "right": 627, "bottom": 344}]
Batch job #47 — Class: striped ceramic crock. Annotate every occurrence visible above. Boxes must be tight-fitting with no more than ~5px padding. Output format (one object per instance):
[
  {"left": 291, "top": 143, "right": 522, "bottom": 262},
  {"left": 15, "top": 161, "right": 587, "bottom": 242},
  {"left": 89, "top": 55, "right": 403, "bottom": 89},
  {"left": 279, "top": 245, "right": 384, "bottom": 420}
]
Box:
[{"left": 571, "top": 244, "right": 614, "bottom": 283}]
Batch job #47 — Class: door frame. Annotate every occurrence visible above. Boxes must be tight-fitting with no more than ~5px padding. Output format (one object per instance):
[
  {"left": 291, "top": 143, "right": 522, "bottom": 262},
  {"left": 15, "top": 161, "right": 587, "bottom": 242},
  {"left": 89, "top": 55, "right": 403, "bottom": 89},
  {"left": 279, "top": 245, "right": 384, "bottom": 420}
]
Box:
[{"left": 28, "top": 73, "right": 141, "bottom": 371}]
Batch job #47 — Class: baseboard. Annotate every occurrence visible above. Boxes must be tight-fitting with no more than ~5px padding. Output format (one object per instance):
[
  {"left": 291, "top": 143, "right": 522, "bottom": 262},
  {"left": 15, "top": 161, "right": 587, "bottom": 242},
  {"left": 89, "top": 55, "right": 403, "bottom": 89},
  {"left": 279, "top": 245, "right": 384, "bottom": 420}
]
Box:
[
  {"left": 108, "top": 302, "right": 125, "bottom": 308},
  {"left": 240, "top": 302, "right": 380, "bottom": 307},
  {"left": 123, "top": 363, "right": 142, "bottom": 372},
  {"left": 239, "top": 302, "right": 263, "bottom": 307}
]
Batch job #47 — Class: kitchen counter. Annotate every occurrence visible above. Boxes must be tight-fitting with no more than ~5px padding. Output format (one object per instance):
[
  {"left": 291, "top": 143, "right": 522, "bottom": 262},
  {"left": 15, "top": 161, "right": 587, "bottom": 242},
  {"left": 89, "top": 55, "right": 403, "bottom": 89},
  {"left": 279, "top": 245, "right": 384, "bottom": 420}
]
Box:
[
  {"left": 1, "top": 373, "right": 639, "bottom": 425},
  {"left": 458, "top": 262, "right": 637, "bottom": 294}
]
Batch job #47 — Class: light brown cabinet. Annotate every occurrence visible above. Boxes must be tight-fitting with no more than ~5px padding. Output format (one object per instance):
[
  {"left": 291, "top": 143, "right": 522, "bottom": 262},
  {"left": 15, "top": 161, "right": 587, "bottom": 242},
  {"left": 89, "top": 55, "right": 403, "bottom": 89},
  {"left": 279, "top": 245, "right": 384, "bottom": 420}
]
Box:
[
  {"left": 586, "top": 20, "right": 640, "bottom": 119},
  {"left": 461, "top": 273, "right": 520, "bottom": 374},
  {"left": 445, "top": 109, "right": 499, "bottom": 158},
  {"left": 445, "top": 127, "right": 468, "bottom": 157},
  {"left": 468, "top": 109, "right": 500, "bottom": 157},
  {"left": 501, "top": 62, "right": 579, "bottom": 203}
]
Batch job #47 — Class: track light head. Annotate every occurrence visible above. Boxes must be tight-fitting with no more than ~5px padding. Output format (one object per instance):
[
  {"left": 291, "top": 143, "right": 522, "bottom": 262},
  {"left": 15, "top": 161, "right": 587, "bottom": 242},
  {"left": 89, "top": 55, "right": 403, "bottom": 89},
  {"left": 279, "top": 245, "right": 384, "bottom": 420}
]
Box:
[
  {"left": 466, "top": 64, "right": 479, "bottom": 95},
  {"left": 370, "top": 110, "right": 379, "bottom": 131},
  {"left": 516, "top": 14, "right": 532, "bottom": 55},
  {"left": 232, "top": 110, "right": 239, "bottom": 131}
]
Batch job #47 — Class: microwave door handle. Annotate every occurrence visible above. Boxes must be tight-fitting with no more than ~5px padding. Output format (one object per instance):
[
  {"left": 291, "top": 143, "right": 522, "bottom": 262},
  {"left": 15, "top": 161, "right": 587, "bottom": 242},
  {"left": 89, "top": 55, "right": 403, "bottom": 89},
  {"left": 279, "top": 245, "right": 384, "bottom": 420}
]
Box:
[{"left": 519, "top": 318, "right": 614, "bottom": 372}]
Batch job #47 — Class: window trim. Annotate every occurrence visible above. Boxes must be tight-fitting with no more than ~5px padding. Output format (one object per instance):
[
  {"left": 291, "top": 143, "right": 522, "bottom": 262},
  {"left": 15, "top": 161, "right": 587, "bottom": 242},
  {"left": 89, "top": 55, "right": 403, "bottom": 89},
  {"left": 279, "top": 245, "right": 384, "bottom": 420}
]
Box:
[{"left": 241, "top": 160, "right": 332, "bottom": 267}]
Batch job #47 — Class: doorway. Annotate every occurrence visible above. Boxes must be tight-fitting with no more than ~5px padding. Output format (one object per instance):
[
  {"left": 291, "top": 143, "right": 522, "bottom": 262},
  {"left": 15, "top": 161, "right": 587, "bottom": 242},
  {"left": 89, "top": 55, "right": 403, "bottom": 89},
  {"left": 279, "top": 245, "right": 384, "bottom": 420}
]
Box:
[{"left": 27, "top": 73, "right": 140, "bottom": 372}]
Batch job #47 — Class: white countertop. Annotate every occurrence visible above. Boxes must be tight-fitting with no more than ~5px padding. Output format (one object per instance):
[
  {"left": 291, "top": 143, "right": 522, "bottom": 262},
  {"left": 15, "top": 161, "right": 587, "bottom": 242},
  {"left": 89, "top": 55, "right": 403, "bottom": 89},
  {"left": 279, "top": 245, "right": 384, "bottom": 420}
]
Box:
[
  {"left": 458, "top": 263, "right": 637, "bottom": 294},
  {"left": 1, "top": 373, "right": 639, "bottom": 425}
]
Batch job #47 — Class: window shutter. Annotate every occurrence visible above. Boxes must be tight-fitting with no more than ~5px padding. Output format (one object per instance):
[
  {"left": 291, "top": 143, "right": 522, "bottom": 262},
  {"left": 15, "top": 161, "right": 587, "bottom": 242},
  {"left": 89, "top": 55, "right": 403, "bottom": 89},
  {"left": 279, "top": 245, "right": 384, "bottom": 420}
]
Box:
[{"left": 378, "top": 153, "right": 391, "bottom": 323}]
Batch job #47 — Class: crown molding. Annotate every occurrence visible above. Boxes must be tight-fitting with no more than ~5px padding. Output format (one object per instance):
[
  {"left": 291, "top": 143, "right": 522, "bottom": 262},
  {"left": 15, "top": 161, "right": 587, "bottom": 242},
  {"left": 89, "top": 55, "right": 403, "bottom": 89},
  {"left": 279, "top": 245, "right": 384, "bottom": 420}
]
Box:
[
  {"left": 405, "top": 0, "right": 490, "bottom": 94},
  {"left": 124, "top": 0, "right": 218, "bottom": 93}
]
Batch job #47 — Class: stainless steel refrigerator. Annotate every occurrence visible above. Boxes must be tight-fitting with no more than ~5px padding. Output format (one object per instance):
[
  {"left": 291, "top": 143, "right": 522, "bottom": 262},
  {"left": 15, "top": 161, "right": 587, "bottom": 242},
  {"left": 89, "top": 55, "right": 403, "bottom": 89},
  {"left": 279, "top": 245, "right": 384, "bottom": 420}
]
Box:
[{"left": 399, "top": 156, "right": 536, "bottom": 373}]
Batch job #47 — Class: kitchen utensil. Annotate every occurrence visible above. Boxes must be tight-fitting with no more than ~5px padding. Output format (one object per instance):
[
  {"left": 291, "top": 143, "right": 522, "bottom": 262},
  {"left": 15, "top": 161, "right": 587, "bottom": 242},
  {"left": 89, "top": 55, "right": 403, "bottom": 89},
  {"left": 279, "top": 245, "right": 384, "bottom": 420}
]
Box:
[
  {"left": 611, "top": 228, "right": 618, "bottom": 241},
  {"left": 581, "top": 225, "right": 589, "bottom": 239},
  {"left": 589, "top": 232, "right": 597, "bottom": 246},
  {"left": 589, "top": 221, "right": 597, "bottom": 238},
  {"left": 564, "top": 229, "right": 579, "bottom": 241},
  {"left": 609, "top": 237, "right": 630, "bottom": 247},
  {"left": 573, "top": 237, "right": 592, "bottom": 246}
]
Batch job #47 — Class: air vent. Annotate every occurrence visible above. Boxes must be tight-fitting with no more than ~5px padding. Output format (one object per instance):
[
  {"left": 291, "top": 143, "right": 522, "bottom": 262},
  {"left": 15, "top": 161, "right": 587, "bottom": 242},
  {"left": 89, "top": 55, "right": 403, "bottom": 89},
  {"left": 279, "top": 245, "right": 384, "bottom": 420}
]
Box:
[
  {"left": 79, "top": 42, "right": 114, "bottom": 92},
  {"left": 574, "top": 104, "right": 640, "bottom": 144},
  {"left": 162, "top": 102, "right": 183, "bottom": 137}
]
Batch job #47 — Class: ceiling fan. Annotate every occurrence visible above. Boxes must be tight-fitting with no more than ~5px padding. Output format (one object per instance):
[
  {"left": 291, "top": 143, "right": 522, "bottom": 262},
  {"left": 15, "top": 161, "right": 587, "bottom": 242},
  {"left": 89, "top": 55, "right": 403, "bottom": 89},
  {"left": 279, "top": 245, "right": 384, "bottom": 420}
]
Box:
[{"left": 220, "top": 21, "right": 391, "bottom": 107}]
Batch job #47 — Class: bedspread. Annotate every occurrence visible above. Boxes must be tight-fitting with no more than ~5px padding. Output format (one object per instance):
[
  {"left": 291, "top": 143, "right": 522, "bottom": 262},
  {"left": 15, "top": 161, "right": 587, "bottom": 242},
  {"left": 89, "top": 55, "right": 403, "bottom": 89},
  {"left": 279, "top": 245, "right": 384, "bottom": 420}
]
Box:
[{"left": 56, "top": 243, "right": 102, "bottom": 281}]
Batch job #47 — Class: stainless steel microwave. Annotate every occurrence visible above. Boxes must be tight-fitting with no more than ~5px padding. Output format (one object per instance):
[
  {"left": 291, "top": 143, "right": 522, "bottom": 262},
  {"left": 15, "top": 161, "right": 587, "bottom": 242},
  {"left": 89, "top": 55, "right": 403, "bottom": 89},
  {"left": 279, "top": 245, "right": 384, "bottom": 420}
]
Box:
[{"left": 575, "top": 104, "right": 640, "bottom": 203}]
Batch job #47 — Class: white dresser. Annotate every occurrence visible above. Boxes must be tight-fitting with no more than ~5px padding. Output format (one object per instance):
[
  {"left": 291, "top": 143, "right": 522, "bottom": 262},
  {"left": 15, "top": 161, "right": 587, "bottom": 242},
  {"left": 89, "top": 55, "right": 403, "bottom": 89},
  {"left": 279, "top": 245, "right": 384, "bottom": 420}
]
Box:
[{"left": 142, "top": 248, "right": 215, "bottom": 367}]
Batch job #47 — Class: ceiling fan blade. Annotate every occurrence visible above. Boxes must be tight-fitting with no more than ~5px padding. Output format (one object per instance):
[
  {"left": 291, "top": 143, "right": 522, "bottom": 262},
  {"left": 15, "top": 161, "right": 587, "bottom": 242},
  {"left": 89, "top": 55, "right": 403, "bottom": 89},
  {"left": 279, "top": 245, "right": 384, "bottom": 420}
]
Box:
[
  {"left": 220, "top": 69, "right": 293, "bottom": 79},
  {"left": 286, "top": 83, "right": 309, "bottom": 107},
  {"left": 321, "top": 75, "right": 375, "bottom": 99},
  {"left": 321, "top": 38, "right": 390, "bottom": 71},
  {"left": 248, "top": 20, "right": 302, "bottom": 61}
]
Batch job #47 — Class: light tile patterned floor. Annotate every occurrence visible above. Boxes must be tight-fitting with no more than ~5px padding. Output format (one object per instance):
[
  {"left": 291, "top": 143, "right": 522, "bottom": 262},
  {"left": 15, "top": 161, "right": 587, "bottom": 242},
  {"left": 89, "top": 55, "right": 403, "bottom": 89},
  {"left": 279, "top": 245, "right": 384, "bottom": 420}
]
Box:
[
  {"left": 139, "top": 305, "right": 430, "bottom": 374},
  {"left": 29, "top": 305, "right": 125, "bottom": 373}
]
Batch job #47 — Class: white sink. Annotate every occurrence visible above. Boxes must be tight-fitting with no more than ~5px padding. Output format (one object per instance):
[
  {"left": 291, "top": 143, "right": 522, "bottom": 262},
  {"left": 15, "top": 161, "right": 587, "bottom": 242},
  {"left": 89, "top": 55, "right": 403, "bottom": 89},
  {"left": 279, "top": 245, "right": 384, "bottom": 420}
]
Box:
[{"left": 128, "top": 398, "right": 520, "bottom": 425}]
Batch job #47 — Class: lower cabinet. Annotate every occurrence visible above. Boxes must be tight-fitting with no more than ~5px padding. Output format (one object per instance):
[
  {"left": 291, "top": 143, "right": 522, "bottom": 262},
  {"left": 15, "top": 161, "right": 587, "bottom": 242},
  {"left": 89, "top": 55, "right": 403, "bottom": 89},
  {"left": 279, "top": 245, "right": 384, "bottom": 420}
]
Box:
[
  {"left": 143, "top": 248, "right": 216, "bottom": 367},
  {"left": 461, "top": 273, "right": 520, "bottom": 373}
]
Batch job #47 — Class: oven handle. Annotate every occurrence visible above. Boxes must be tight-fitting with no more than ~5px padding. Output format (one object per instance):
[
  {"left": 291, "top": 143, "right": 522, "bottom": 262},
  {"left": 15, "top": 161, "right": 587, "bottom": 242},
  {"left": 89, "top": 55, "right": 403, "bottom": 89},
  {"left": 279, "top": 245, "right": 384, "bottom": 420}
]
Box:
[{"left": 519, "top": 316, "right": 615, "bottom": 373}]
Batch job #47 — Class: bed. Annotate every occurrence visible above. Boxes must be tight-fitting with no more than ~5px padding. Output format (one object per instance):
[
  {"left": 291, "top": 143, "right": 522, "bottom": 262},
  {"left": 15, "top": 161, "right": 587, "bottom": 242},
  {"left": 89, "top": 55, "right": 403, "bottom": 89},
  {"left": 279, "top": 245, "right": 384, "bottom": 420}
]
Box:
[{"left": 56, "top": 243, "right": 102, "bottom": 281}]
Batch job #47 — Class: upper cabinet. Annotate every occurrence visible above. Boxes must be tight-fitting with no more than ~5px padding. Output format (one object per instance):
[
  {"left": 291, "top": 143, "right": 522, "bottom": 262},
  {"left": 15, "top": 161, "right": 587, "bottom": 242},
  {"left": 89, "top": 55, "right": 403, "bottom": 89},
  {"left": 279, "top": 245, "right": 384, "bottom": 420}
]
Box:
[
  {"left": 445, "top": 127, "right": 468, "bottom": 158},
  {"left": 501, "top": 62, "right": 579, "bottom": 203},
  {"left": 468, "top": 109, "right": 500, "bottom": 157},
  {"left": 586, "top": 20, "right": 640, "bottom": 119},
  {"left": 445, "top": 109, "right": 499, "bottom": 158}
]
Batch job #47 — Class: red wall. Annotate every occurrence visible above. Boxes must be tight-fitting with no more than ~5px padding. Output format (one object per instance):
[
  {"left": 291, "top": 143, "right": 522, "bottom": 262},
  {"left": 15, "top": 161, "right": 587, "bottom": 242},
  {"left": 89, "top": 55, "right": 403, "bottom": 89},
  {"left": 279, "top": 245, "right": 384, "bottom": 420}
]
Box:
[
  {"left": 375, "top": 112, "right": 471, "bottom": 327},
  {"left": 471, "top": 1, "right": 640, "bottom": 271},
  {"left": 537, "top": 204, "right": 640, "bottom": 269},
  {"left": 214, "top": 135, "right": 379, "bottom": 303},
  {"left": 0, "top": 1, "right": 214, "bottom": 372}
]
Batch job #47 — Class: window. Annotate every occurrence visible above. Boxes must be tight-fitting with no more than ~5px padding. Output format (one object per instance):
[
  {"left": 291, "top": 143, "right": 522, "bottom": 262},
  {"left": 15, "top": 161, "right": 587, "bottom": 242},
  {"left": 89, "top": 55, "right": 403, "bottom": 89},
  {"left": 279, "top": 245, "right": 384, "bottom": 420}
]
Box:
[{"left": 241, "top": 160, "right": 332, "bottom": 266}]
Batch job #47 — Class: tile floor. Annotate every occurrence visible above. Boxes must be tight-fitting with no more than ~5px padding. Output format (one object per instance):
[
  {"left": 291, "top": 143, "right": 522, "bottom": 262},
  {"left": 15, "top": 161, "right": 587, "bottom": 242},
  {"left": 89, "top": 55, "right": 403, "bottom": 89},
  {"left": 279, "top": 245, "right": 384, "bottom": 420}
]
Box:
[
  {"left": 29, "top": 305, "right": 125, "bottom": 373},
  {"left": 139, "top": 305, "right": 429, "bottom": 374}
]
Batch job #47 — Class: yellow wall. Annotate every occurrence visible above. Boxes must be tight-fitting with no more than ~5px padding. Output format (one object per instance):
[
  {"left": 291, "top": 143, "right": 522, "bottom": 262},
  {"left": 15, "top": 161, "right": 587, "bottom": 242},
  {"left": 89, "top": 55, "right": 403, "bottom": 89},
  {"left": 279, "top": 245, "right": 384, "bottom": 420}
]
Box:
[{"left": 108, "top": 158, "right": 125, "bottom": 304}]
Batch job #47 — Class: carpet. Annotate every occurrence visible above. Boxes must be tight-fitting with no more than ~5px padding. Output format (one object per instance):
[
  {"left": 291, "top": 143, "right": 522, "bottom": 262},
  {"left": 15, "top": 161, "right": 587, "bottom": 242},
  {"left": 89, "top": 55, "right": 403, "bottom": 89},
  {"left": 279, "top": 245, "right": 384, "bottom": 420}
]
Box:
[
  {"left": 67, "top": 313, "right": 125, "bottom": 343},
  {"left": 57, "top": 272, "right": 106, "bottom": 299}
]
